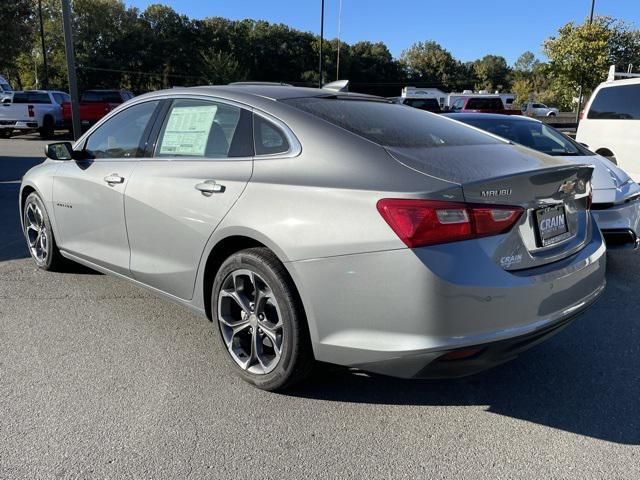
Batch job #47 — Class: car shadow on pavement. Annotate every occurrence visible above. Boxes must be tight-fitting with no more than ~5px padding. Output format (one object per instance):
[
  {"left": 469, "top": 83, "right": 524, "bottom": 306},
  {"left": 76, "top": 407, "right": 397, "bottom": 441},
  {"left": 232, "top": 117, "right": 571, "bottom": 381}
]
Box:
[{"left": 289, "top": 251, "right": 640, "bottom": 445}]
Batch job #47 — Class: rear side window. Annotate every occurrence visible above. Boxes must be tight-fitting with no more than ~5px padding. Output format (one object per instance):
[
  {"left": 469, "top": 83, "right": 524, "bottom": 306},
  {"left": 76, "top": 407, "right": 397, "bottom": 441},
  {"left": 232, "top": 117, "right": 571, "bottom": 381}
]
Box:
[
  {"left": 254, "top": 115, "right": 290, "bottom": 155},
  {"left": 587, "top": 84, "right": 640, "bottom": 120},
  {"left": 81, "top": 91, "right": 123, "bottom": 103},
  {"left": 283, "top": 97, "right": 500, "bottom": 148},
  {"left": 155, "top": 99, "right": 253, "bottom": 158},
  {"left": 12, "top": 92, "right": 51, "bottom": 104},
  {"left": 466, "top": 98, "right": 503, "bottom": 110}
]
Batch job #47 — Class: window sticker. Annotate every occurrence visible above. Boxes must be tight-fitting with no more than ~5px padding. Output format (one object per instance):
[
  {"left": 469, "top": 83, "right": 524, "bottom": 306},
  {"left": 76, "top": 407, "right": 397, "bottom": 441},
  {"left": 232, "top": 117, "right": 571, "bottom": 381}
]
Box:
[{"left": 159, "top": 105, "right": 218, "bottom": 156}]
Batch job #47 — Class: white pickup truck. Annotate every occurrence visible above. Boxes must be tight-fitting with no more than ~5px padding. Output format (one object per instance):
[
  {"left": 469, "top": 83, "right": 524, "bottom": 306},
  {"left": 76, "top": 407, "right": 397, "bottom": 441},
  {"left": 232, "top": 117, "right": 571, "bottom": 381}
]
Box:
[{"left": 0, "top": 90, "right": 70, "bottom": 138}]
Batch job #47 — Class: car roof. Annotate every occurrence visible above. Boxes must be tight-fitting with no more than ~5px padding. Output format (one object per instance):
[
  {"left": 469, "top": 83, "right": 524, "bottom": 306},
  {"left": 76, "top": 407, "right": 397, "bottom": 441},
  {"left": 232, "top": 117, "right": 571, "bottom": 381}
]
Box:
[
  {"left": 138, "top": 84, "right": 380, "bottom": 103},
  {"left": 602, "top": 77, "right": 640, "bottom": 87},
  {"left": 443, "top": 112, "right": 540, "bottom": 123}
]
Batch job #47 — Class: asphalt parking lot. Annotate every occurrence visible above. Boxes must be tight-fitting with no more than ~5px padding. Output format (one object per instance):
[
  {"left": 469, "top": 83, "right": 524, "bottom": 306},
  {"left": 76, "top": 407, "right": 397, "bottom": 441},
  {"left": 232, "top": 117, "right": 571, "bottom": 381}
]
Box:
[{"left": 1, "top": 135, "right": 640, "bottom": 479}]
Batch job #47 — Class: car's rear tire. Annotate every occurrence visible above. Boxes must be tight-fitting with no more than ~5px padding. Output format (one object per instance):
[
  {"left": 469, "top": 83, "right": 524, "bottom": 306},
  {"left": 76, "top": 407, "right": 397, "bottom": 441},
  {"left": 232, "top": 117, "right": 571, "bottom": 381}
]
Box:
[
  {"left": 0, "top": 129, "right": 12, "bottom": 138},
  {"left": 212, "top": 247, "right": 314, "bottom": 391},
  {"left": 39, "top": 116, "right": 55, "bottom": 139},
  {"left": 23, "top": 193, "right": 67, "bottom": 271}
]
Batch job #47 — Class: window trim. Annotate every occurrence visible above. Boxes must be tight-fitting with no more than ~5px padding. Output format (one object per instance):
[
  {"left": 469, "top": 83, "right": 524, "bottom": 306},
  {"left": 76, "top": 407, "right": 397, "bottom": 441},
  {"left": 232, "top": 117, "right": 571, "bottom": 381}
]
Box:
[{"left": 252, "top": 110, "right": 301, "bottom": 159}]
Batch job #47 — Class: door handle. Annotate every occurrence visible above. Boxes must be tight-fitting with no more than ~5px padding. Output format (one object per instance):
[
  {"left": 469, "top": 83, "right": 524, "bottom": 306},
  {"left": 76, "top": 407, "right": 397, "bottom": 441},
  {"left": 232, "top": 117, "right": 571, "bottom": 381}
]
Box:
[
  {"left": 104, "top": 173, "right": 124, "bottom": 185},
  {"left": 195, "top": 180, "right": 225, "bottom": 195}
]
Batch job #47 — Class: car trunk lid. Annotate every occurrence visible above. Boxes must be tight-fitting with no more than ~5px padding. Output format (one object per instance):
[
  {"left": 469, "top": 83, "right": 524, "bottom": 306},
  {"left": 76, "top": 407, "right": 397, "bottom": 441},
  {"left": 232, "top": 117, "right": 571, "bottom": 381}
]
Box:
[{"left": 387, "top": 143, "right": 595, "bottom": 270}]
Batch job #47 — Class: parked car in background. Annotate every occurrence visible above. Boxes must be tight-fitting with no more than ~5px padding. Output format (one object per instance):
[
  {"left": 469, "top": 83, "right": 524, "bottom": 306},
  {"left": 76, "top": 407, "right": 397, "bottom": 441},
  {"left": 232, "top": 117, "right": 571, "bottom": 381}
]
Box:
[
  {"left": 447, "top": 113, "right": 640, "bottom": 249},
  {"left": 521, "top": 102, "right": 559, "bottom": 117},
  {"left": 449, "top": 96, "right": 522, "bottom": 115},
  {"left": 0, "top": 90, "right": 70, "bottom": 138},
  {"left": 576, "top": 77, "right": 640, "bottom": 181},
  {"left": 0, "top": 75, "right": 13, "bottom": 99},
  {"left": 21, "top": 84, "right": 604, "bottom": 391},
  {"left": 389, "top": 96, "right": 442, "bottom": 113},
  {"left": 61, "top": 89, "right": 134, "bottom": 129}
]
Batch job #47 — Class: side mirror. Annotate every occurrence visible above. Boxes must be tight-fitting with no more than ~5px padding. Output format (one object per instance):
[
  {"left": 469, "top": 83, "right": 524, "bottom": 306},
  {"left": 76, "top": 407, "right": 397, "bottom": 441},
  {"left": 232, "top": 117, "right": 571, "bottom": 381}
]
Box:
[{"left": 45, "top": 142, "right": 74, "bottom": 160}]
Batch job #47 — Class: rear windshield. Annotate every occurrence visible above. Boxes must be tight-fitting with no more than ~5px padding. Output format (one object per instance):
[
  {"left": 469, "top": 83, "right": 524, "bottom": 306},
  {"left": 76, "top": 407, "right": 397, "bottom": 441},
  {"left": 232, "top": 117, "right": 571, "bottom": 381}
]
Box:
[
  {"left": 81, "top": 91, "right": 123, "bottom": 103},
  {"left": 458, "top": 117, "right": 594, "bottom": 156},
  {"left": 466, "top": 98, "right": 504, "bottom": 110},
  {"left": 12, "top": 92, "right": 51, "bottom": 104},
  {"left": 587, "top": 84, "right": 640, "bottom": 120},
  {"left": 282, "top": 97, "right": 500, "bottom": 148}
]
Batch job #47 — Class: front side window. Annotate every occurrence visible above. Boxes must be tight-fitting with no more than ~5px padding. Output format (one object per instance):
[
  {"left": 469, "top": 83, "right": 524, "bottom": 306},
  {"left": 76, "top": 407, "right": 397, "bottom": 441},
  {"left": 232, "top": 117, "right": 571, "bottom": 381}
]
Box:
[
  {"left": 587, "top": 84, "right": 640, "bottom": 120},
  {"left": 283, "top": 97, "right": 500, "bottom": 148},
  {"left": 156, "top": 99, "right": 252, "bottom": 158},
  {"left": 84, "top": 101, "right": 159, "bottom": 159}
]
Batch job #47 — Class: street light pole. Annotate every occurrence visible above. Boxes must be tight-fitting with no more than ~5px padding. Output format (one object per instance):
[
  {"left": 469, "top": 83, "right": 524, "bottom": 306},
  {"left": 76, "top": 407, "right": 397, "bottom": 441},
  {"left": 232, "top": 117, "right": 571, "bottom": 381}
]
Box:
[
  {"left": 576, "top": 0, "right": 596, "bottom": 123},
  {"left": 38, "top": 0, "right": 49, "bottom": 89},
  {"left": 61, "top": 0, "right": 81, "bottom": 140},
  {"left": 318, "top": 0, "right": 324, "bottom": 88},
  {"left": 336, "top": 0, "right": 342, "bottom": 81}
]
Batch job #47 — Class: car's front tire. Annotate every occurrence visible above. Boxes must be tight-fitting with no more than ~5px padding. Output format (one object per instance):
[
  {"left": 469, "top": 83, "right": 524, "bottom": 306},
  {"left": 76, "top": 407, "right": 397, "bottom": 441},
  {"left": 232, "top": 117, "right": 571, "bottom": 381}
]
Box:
[
  {"left": 212, "top": 247, "right": 314, "bottom": 391},
  {"left": 23, "top": 192, "right": 66, "bottom": 271}
]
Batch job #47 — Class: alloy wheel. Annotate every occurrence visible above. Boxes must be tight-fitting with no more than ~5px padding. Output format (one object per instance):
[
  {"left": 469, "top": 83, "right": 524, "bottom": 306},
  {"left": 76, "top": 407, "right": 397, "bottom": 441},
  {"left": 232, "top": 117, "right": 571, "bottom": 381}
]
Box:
[
  {"left": 217, "top": 269, "right": 284, "bottom": 374},
  {"left": 24, "top": 202, "right": 48, "bottom": 264}
]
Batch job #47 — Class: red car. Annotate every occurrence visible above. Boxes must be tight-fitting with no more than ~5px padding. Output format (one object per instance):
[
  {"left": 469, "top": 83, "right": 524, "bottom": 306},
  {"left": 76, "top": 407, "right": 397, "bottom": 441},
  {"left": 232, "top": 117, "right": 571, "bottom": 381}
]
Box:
[
  {"left": 62, "top": 89, "right": 134, "bottom": 129},
  {"left": 450, "top": 96, "right": 522, "bottom": 115}
]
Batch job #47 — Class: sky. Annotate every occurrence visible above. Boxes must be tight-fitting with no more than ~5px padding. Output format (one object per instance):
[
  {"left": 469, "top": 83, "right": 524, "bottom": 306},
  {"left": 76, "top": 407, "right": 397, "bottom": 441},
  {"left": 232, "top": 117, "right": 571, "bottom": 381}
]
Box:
[{"left": 126, "top": 0, "right": 640, "bottom": 64}]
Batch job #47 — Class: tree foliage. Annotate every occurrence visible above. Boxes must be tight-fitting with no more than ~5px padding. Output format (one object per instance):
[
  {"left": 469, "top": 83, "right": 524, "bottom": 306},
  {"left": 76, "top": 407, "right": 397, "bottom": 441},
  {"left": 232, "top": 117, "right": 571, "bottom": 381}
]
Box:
[{"left": 3, "top": 2, "right": 639, "bottom": 107}]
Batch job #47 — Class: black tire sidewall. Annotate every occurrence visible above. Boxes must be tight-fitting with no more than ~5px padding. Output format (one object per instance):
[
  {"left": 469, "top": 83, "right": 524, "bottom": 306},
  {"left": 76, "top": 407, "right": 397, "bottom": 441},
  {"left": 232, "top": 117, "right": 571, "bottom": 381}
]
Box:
[{"left": 212, "top": 249, "right": 308, "bottom": 390}]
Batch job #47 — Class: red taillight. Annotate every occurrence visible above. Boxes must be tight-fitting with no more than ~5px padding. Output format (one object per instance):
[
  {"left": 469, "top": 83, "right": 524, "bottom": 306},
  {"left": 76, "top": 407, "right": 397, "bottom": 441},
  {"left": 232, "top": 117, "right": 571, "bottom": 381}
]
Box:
[
  {"left": 28, "top": 105, "right": 34, "bottom": 117},
  {"left": 377, "top": 199, "right": 524, "bottom": 248}
]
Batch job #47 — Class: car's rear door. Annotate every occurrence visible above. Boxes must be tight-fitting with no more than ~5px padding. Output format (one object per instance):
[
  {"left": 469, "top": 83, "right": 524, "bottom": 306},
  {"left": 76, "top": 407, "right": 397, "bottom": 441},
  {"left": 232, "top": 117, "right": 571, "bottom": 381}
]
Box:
[
  {"left": 52, "top": 100, "right": 161, "bottom": 274},
  {"left": 124, "top": 97, "right": 254, "bottom": 300}
]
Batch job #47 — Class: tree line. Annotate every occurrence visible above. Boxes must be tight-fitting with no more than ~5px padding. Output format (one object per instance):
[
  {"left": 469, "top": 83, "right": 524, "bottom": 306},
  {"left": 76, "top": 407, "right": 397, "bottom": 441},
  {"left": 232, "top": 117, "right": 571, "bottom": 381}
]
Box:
[{"left": 2, "top": 1, "right": 639, "bottom": 109}]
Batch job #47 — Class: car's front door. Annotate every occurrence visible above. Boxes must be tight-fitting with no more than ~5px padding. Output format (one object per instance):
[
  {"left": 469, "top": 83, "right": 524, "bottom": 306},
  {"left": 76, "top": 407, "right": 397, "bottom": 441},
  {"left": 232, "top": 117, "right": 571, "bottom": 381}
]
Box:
[
  {"left": 124, "top": 97, "right": 254, "bottom": 300},
  {"left": 52, "top": 100, "right": 160, "bottom": 274}
]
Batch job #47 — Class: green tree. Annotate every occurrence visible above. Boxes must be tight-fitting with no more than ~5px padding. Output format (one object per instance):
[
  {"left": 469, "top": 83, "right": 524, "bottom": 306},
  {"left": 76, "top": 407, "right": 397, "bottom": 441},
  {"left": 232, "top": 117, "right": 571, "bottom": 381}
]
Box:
[
  {"left": 0, "top": 0, "right": 33, "bottom": 88},
  {"left": 400, "top": 41, "right": 459, "bottom": 88},
  {"left": 543, "top": 16, "right": 640, "bottom": 109},
  {"left": 472, "top": 54, "right": 510, "bottom": 91}
]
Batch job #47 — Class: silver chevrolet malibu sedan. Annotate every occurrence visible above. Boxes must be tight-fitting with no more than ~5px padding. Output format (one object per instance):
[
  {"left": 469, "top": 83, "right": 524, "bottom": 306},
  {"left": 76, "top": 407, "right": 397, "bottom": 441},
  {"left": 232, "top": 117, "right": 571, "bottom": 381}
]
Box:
[{"left": 20, "top": 84, "right": 606, "bottom": 390}]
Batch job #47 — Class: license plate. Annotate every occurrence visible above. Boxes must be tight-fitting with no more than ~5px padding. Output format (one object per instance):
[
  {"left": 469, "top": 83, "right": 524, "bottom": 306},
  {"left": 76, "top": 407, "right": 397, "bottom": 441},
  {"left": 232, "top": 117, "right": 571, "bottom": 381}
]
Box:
[{"left": 536, "top": 205, "right": 569, "bottom": 247}]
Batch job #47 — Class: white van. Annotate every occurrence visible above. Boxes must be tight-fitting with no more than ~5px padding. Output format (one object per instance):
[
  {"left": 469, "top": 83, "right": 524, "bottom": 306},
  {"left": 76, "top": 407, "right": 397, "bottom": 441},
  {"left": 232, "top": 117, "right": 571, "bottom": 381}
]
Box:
[{"left": 576, "top": 77, "right": 640, "bottom": 181}]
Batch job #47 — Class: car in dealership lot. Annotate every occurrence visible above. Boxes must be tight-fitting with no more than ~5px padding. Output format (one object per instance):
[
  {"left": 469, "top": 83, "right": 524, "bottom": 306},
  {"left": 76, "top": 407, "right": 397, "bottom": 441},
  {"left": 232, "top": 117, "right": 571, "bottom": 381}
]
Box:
[
  {"left": 576, "top": 77, "right": 640, "bottom": 181},
  {"left": 449, "top": 96, "right": 522, "bottom": 115},
  {"left": 20, "top": 85, "right": 605, "bottom": 390},
  {"left": 61, "top": 89, "right": 134, "bottom": 129},
  {"left": 446, "top": 113, "right": 640, "bottom": 249},
  {"left": 521, "top": 102, "right": 559, "bottom": 117},
  {"left": 0, "top": 74, "right": 13, "bottom": 99},
  {"left": 0, "top": 90, "right": 71, "bottom": 138}
]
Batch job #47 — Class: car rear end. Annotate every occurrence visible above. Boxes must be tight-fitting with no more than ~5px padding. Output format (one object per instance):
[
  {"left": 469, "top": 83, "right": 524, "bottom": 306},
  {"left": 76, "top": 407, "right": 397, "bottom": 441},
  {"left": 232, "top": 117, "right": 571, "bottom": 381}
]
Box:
[
  {"left": 0, "top": 91, "right": 42, "bottom": 134},
  {"left": 278, "top": 96, "right": 605, "bottom": 378}
]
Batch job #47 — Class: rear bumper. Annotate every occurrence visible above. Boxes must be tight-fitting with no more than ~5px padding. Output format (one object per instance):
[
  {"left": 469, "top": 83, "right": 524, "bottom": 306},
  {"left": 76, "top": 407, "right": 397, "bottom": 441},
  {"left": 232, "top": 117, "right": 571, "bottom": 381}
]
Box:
[
  {"left": 288, "top": 221, "right": 606, "bottom": 379},
  {"left": 0, "top": 120, "right": 39, "bottom": 130},
  {"left": 592, "top": 198, "right": 640, "bottom": 250}
]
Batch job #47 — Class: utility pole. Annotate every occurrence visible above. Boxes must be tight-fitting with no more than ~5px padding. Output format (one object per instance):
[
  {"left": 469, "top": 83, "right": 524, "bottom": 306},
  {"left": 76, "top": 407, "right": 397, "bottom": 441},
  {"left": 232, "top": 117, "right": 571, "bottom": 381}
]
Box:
[
  {"left": 318, "top": 0, "right": 325, "bottom": 88},
  {"left": 61, "top": 0, "right": 81, "bottom": 139},
  {"left": 336, "top": 0, "right": 342, "bottom": 81},
  {"left": 38, "top": 0, "right": 49, "bottom": 89},
  {"left": 576, "top": 0, "right": 596, "bottom": 122}
]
